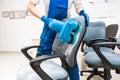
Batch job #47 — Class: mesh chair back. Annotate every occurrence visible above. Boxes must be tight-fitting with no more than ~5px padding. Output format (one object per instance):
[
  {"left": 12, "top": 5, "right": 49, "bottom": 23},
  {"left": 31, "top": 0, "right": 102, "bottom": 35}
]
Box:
[{"left": 106, "top": 24, "right": 118, "bottom": 38}]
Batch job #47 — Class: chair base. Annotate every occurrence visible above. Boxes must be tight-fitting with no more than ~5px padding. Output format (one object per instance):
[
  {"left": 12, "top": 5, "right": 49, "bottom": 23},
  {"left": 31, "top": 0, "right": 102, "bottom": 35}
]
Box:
[
  {"left": 104, "top": 68, "right": 111, "bottom": 80},
  {"left": 81, "top": 68, "right": 104, "bottom": 80},
  {"left": 81, "top": 68, "right": 111, "bottom": 80}
]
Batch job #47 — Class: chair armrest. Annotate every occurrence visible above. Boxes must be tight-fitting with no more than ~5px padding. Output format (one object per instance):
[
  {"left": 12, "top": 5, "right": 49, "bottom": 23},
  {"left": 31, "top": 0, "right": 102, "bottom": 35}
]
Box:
[
  {"left": 90, "top": 38, "right": 110, "bottom": 44},
  {"left": 81, "top": 38, "right": 110, "bottom": 54},
  {"left": 90, "top": 38, "right": 117, "bottom": 49},
  {"left": 93, "top": 42, "right": 120, "bottom": 47},
  {"left": 92, "top": 42, "right": 120, "bottom": 68},
  {"left": 21, "top": 45, "right": 42, "bottom": 60},
  {"left": 30, "top": 54, "right": 66, "bottom": 64},
  {"left": 30, "top": 54, "right": 66, "bottom": 80},
  {"left": 108, "top": 37, "right": 117, "bottom": 42}
]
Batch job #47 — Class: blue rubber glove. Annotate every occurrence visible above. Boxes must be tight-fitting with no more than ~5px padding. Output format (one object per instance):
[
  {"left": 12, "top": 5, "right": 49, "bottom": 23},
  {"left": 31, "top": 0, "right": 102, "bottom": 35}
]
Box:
[
  {"left": 79, "top": 10, "right": 89, "bottom": 26},
  {"left": 41, "top": 16, "right": 53, "bottom": 24}
]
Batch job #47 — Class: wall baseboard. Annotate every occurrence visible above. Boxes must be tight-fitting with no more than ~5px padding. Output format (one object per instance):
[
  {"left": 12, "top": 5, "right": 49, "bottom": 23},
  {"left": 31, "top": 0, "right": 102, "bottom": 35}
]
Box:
[{"left": 0, "top": 51, "right": 21, "bottom": 53}]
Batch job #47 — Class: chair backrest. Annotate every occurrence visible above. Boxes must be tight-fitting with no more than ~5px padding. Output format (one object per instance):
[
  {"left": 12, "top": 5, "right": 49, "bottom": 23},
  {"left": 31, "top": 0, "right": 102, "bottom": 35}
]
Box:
[
  {"left": 83, "top": 21, "right": 106, "bottom": 46},
  {"left": 106, "top": 24, "right": 118, "bottom": 38},
  {"left": 52, "top": 16, "right": 86, "bottom": 67}
]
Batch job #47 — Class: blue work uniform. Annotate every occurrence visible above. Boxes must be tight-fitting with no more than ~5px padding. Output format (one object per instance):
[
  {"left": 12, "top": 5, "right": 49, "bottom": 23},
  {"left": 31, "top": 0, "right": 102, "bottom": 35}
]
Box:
[{"left": 37, "top": 0, "right": 68, "bottom": 55}]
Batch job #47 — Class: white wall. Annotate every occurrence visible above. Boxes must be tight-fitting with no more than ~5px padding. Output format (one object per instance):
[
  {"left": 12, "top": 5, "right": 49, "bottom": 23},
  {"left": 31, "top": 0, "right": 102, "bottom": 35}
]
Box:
[
  {"left": 0, "top": 0, "right": 44, "bottom": 51},
  {"left": 85, "top": 0, "right": 120, "bottom": 37},
  {"left": 0, "top": 0, "right": 120, "bottom": 51}
]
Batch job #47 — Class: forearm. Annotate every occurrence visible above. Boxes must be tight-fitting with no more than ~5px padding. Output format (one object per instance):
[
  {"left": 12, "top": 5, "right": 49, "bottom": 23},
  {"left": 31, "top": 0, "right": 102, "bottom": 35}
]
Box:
[
  {"left": 27, "top": 1, "right": 42, "bottom": 19},
  {"left": 74, "top": 0, "right": 84, "bottom": 14},
  {"left": 76, "top": 5, "right": 89, "bottom": 26},
  {"left": 75, "top": 7, "right": 84, "bottom": 14}
]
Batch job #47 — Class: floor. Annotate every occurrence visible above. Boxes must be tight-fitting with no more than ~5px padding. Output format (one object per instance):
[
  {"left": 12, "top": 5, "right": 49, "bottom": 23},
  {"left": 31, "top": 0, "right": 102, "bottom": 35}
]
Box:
[{"left": 0, "top": 52, "right": 120, "bottom": 80}]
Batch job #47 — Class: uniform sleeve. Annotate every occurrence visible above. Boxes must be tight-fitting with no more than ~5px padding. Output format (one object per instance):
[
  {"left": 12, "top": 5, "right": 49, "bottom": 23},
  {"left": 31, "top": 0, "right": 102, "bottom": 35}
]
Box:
[
  {"left": 30, "top": 0, "right": 40, "bottom": 5},
  {"left": 73, "top": 0, "right": 83, "bottom": 9}
]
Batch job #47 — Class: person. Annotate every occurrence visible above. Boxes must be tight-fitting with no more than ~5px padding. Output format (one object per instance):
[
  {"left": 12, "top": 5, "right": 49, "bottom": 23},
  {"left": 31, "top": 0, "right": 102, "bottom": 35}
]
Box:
[
  {"left": 27, "top": 0, "right": 89, "bottom": 56},
  {"left": 27, "top": 0, "right": 89, "bottom": 80}
]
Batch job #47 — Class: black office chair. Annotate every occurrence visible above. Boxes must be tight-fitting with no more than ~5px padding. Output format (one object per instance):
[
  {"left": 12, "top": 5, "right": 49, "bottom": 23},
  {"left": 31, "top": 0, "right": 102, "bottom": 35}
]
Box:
[
  {"left": 17, "top": 16, "right": 86, "bottom": 80},
  {"left": 80, "top": 22, "right": 118, "bottom": 80},
  {"left": 85, "top": 34, "right": 120, "bottom": 80}
]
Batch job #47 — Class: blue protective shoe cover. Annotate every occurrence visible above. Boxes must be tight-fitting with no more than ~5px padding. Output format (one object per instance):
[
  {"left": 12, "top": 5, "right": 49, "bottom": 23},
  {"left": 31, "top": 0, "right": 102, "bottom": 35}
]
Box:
[{"left": 68, "top": 65, "right": 80, "bottom": 80}]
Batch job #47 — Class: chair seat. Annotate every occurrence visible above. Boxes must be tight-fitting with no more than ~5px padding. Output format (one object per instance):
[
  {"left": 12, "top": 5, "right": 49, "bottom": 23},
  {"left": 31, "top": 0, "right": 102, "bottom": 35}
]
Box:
[
  {"left": 17, "top": 61, "right": 68, "bottom": 80},
  {"left": 85, "top": 52, "right": 120, "bottom": 68},
  {"left": 83, "top": 47, "right": 114, "bottom": 54}
]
